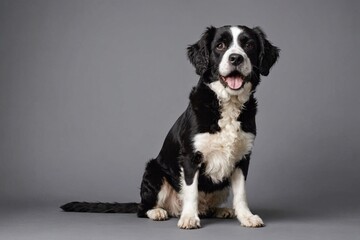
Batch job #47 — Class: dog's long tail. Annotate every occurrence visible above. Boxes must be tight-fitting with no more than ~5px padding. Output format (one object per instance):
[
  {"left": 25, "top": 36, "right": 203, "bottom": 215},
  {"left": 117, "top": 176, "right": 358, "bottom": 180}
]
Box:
[{"left": 60, "top": 202, "right": 139, "bottom": 213}]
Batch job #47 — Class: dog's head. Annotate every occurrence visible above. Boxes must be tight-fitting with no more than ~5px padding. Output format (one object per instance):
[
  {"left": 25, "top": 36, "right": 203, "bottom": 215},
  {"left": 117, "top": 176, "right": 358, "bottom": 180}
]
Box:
[{"left": 187, "top": 25, "right": 279, "bottom": 94}]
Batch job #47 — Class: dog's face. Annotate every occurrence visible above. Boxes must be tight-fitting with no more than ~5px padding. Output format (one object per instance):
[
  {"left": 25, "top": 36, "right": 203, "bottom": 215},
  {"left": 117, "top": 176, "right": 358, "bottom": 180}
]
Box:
[{"left": 187, "top": 25, "right": 279, "bottom": 94}]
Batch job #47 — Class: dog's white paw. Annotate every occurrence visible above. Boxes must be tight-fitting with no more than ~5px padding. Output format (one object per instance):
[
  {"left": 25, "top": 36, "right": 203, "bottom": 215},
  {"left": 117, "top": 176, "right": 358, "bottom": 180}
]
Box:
[
  {"left": 177, "top": 214, "right": 201, "bottom": 229},
  {"left": 146, "top": 208, "right": 169, "bottom": 221},
  {"left": 239, "top": 214, "right": 264, "bottom": 228},
  {"left": 214, "top": 208, "right": 235, "bottom": 219}
]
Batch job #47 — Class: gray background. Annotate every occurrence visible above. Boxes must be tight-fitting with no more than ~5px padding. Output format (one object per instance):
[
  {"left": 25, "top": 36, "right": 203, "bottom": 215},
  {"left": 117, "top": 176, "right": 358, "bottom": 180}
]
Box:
[{"left": 1, "top": 0, "right": 359, "bottom": 239}]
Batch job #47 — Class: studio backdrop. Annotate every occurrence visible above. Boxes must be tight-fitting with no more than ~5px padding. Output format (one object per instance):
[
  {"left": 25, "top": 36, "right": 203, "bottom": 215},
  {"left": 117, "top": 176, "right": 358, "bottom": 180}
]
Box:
[{"left": 0, "top": 0, "right": 359, "bottom": 213}]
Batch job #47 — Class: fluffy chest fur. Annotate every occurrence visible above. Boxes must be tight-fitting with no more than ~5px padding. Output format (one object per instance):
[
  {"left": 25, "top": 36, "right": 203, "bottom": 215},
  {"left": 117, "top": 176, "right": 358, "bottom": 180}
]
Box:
[{"left": 193, "top": 82, "right": 255, "bottom": 183}]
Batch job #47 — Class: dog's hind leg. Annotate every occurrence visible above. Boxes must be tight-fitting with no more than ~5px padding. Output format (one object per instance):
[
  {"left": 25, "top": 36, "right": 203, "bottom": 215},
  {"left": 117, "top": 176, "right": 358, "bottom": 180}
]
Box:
[{"left": 137, "top": 159, "right": 168, "bottom": 220}]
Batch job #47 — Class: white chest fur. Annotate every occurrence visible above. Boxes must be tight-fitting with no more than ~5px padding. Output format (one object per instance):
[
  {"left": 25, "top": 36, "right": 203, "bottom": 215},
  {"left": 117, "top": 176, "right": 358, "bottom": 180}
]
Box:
[{"left": 193, "top": 82, "right": 255, "bottom": 183}]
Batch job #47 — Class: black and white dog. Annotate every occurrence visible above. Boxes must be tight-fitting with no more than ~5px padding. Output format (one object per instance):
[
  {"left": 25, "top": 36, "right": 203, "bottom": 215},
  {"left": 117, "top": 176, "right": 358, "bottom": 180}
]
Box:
[{"left": 61, "top": 25, "right": 279, "bottom": 229}]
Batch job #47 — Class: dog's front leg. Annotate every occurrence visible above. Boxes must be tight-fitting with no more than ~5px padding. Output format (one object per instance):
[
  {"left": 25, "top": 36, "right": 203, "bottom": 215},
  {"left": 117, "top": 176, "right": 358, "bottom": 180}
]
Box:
[
  {"left": 178, "top": 169, "right": 200, "bottom": 229},
  {"left": 231, "top": 168, "right": 264, "bottom": 228},
  {"left": 177, "top": 154, "right": 201, "bottom": 229}
]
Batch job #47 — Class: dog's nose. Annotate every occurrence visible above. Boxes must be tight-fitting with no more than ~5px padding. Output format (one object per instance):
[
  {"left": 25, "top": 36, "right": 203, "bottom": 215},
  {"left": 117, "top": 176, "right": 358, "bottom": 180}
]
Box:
[{"left": 229, "top": 54, "right": 244, "bottom": 66}]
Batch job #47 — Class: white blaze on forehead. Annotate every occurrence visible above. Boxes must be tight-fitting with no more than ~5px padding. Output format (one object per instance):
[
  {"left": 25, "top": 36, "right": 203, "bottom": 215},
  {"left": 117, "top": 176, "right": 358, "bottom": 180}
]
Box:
[{"left": 229, "top": 26, "right": 243, "bottom": 50}]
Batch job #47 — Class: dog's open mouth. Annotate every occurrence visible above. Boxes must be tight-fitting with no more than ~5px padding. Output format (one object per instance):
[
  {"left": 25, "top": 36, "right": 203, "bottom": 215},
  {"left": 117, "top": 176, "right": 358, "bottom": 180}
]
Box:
[{"left": 220, "top": 71, "right": 245, "bottom": 90}]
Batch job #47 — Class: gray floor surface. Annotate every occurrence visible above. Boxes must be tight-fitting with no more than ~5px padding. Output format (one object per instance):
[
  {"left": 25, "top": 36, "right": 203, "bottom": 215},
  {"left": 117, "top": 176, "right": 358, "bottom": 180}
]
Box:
[{"left": 1, "top": 201, "right": 359, "bottom": 240}]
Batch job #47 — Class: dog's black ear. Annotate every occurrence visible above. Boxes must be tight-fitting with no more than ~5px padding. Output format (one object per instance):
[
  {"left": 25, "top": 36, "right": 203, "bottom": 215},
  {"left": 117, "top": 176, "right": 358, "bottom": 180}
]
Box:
[
  {"left": 253, "top": 27, "right": 280, "bottom": 76},
  {"left": 187, "top": 26, "right": 216, "bottom": 76}
]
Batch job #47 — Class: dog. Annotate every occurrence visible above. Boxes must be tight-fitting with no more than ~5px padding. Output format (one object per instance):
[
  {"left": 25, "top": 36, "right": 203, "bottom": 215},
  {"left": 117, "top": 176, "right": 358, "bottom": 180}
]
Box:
[{"left": 61, "top": 25, "right": 279, "bottom": 229}]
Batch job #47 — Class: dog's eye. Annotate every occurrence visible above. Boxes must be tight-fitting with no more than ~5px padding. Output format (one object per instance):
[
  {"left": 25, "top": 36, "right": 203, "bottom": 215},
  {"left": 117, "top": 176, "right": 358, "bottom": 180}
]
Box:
[
  {"left": 245, "top": 41, "right": 255, "bottom": 50},
  {"left": 216, "top": 42, "right": 226, "bottom": 51}
]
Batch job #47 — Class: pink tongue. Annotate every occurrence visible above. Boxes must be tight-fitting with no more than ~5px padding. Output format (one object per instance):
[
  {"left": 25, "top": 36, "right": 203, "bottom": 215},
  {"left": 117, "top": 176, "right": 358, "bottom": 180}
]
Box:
[{"left": 225, "top": 76, "right": 243, "bottom": 89}]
